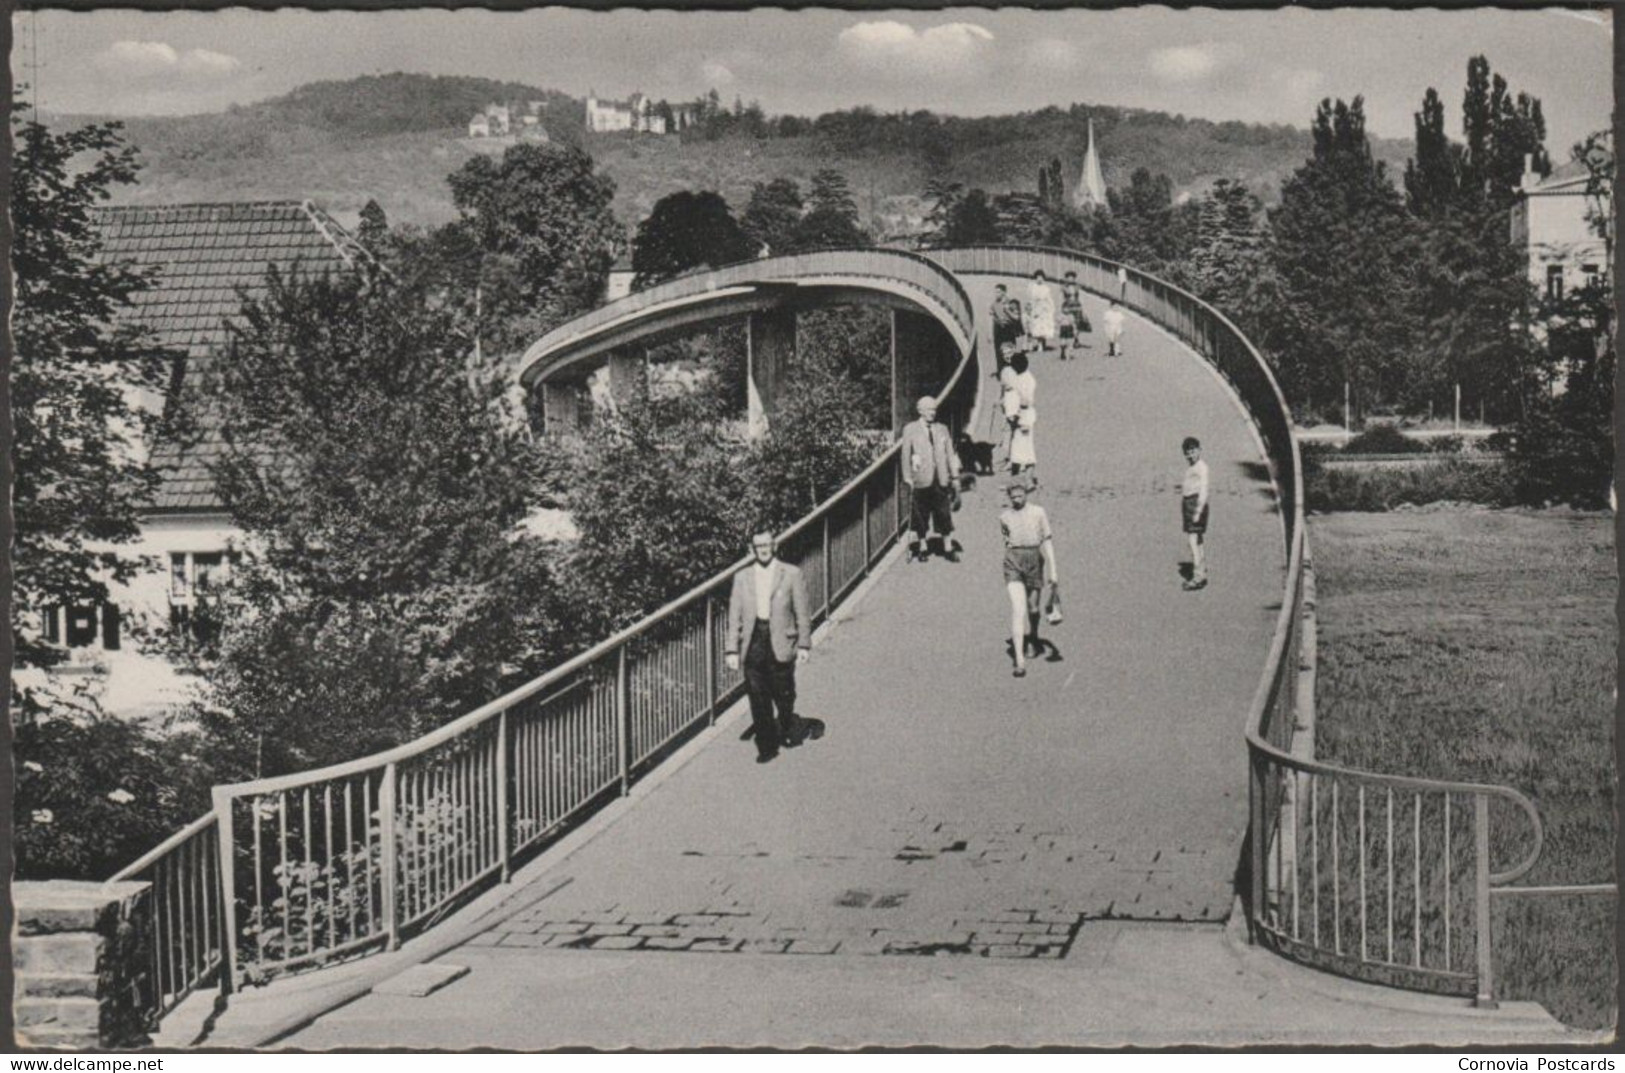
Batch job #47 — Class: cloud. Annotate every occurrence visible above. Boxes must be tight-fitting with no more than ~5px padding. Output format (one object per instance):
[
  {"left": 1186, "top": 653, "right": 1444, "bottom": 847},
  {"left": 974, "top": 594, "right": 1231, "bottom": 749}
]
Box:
[
  {"left": 93, "top": 40, "right": 241, "bottom": 80},
  {"left": 96, "top": 40, "right": 180, "bottom": 75},
  {"left": 836, "top": 20, "right": 995, "bottom": 75},
  {"left": 1024, "top": 38, "right": 1082, "bottom": 71},
  {"left": 181, "top": 48, "right": 241, "bottom": 75},
  {"left": 1149, "top": 44, "right": 1225, "bottom": 83},
  {"left": 1270, "top": 67, "right": 1326, "bottom": 97},
  {"left": 700, "top": 60, "right": 736, "bottom": 87}
]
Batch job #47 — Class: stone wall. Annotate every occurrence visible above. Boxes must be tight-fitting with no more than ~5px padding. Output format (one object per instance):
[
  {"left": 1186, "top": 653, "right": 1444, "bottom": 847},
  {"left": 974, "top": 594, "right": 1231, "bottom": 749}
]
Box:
[{"left": 14, "top": 881, "right": 152, "bottom": 1048}]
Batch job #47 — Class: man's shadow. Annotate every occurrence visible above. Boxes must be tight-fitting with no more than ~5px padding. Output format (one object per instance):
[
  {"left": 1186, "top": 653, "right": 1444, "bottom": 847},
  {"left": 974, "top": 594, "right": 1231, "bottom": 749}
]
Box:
[{"left": 740, "top": 716, "right": 827, "bottom": 747}]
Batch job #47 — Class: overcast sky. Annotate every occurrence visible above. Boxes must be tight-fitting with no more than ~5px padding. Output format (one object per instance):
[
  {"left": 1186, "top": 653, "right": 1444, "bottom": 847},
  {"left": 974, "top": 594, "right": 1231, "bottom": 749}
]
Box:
[{"left": 18, "top": 7, "right": 1614, "bottom": 151}]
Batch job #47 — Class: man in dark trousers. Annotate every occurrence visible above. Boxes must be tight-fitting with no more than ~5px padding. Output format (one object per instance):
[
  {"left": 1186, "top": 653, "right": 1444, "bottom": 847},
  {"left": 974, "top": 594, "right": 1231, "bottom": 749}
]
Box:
[
  {"left": 725, "top": 527, "right": 813, "bottom": 763},
  {"left": 990, "top": 284, "right": 1025, "bottom": 374},
  {"left": 900, "top": 395, "right": 963, "bottom": 562}
]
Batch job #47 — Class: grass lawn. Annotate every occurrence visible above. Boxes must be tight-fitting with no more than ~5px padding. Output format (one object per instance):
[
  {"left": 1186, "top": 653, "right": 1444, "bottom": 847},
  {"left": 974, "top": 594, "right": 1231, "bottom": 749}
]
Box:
[{"left": 1309, "top": 508, "right": 1617, "bottom": 1030}]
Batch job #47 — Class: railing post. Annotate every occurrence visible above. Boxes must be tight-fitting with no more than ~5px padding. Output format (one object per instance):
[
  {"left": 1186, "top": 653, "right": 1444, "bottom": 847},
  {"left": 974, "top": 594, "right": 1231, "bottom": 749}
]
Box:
[
  {"left": 861, "top": 483, "right": 872, "bottom": 568},
  {"left": 704, "top": 594, "right": 718, "bottom": 725},
  {"left": 821, "top": 512, "right": 832, "bottom": 617},
  {"left": 496, "top": 711, "right": 511, "bottom": 883},
  {"left": 379, "top": 762, "right": 399, "bottom": 951},
  {"left": 1474, "top": 792, "right": 1497, "bottom": 1008},
  {"left": 1249, "top": 749, "right": 1266, "bottom": 942},
  {"left": 615, "top": 645, "right": 631, "bottom": 795},
  {"left": 210, "top": 789, "right": 238, "bottom": 995}
]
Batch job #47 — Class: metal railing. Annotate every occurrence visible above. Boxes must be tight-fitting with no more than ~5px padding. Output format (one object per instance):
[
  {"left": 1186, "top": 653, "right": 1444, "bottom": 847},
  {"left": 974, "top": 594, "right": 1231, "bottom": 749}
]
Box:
[
  {"left": 517, "top": 247, "right": 978, "bottom": 389},
  {"left": 927, "top": 245, "right": 1568, "bottom": 1006},
  {"left": 107, "top": 813, "right": 223, "bottom": 1026},
  {"left": 110, "top": 252, "right": 977, "bottom": 1009}
]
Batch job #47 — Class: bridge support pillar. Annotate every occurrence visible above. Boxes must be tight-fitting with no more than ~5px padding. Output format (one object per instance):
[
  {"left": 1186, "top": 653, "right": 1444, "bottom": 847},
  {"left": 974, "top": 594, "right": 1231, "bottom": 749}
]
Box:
[
  {"left": 891, "top": 309, "right": 962, "bottom": 435},
  {"left": 746, "top": 307, "right": 798, "bottom": 440},
  {"left": 605, "top": 347, "right": 649, "bottom": 410},
  {"left": 540, "top": 379, "right": 589, "bottom": 436}
]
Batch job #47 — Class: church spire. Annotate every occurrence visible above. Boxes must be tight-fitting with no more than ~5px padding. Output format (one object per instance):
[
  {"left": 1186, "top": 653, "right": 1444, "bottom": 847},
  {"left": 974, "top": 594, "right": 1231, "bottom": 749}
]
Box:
[{"left": 1075, "top": 117, "right": 1108, "bottom": 211}]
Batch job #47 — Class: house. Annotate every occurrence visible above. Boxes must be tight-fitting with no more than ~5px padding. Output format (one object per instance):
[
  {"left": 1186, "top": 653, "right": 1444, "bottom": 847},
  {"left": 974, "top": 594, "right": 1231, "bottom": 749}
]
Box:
[
  {"left": 604, "top": 252, "right": 636, "bottom": 302},
  {"left": 1510, "top": 152, "right": 1611, "bottom": 302},
  {"left": 586, "top": 92, "right": 682, "bottom": 135},
  {"left": 468, "top": 100, "right": 551, "bottom": 142},
  {"left": 53, "top": 201, "right": 367, "bottom": 715}
]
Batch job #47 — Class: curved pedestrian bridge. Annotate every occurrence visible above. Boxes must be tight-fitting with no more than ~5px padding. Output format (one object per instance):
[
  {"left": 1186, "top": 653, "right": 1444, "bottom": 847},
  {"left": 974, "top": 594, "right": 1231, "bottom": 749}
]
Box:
[
  {"left": 484, "top": 280, "right": 1284, "bottom": 945},
  {"left": 130, "top": 247, "right": 1575, "bottom": 1048}
]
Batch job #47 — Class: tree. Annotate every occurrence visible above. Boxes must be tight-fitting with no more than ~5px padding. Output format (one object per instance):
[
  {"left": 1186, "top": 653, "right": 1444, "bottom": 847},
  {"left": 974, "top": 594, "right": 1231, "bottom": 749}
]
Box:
[
  {"left": 794, "top": 169, "right": 870, "bottom": 249},
  {"left": 992, "top": 192, "right": 1051, "bottom": 246},
  {"left": 443, "top": 141, "right": 621, "bottom": 356},
  {"left": 357, "top": 198, "right": 389, "bottom": 249},
  {"left": 192, "top": 267, "right": 568, "bottom": 778},
  {"left": 1267, "top": 97, "right": 1421, "bottom": 418},
  {"left": 945, "top": 187, "right": 1001, "bottom": 246},
  {"left": 9, "top": 105, "right": 192, "bottom": 878},
  {"left": 1189, "top": 179, "right": 1267, "bottom": 318},
  {"left": 632, "top": 190, "right": 756, "bottom": 288},
  {"left": 1404, "top": 88, "right": 1461, "bottom": 218},
  {"left": 741, "top": 178, "right": 804, "bottom": 257},
  {"left": 9, "top": 106, "right": 170, "bottom": 673}
]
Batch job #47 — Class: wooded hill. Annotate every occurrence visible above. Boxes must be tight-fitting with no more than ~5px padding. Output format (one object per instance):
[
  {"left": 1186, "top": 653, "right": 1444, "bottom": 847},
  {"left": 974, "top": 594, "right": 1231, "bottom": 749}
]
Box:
[{"left": 63, "top": 72, "right": 1413, "bottom": 230}]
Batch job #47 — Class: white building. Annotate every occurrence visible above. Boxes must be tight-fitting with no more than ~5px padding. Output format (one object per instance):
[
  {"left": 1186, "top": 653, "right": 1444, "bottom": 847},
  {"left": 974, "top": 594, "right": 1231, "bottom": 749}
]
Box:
[
  {"left": 1510, "top": 153, "right": 1610, "bottom": 302},
  {"left": 586, "top": 92, "right": 682, "bottom": 135},
  {"left": 49, "top": 202, "right": 369, "bottom": 718}
]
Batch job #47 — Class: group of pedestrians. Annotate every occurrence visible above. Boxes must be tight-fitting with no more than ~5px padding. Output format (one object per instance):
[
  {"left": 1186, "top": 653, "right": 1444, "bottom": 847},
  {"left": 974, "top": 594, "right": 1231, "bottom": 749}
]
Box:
[{"left": 727, "top": 270, "right": 1214, "bottom": 759}]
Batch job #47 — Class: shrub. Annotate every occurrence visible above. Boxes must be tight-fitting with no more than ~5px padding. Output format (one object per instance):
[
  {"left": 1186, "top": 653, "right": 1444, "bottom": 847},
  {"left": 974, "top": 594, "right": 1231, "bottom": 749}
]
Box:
[
  {"left": 1342, "top": 424, "right": 1423, "bottom": 455},
  {"left": 1427, "top": 433, "right": 1465, "bottom": 454},
  {"left": 1306, "top": 457, "right": 1516, "bottom": 512}
]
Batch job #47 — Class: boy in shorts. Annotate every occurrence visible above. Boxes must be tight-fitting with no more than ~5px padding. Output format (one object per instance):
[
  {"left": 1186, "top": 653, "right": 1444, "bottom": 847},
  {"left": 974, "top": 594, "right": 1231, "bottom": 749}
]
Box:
[
  {"left": 1181, "top": 436, "right": 1210, "bottom": 590},
  {"left": 999, "top": 482, "right": 1057, "bottom": 677}
]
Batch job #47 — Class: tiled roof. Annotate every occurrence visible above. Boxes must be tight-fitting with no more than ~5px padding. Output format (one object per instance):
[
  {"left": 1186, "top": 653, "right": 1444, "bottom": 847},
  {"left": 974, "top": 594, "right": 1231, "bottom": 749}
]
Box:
[{"left": 93, "top": 201, "right": 364, "bottom": 513}]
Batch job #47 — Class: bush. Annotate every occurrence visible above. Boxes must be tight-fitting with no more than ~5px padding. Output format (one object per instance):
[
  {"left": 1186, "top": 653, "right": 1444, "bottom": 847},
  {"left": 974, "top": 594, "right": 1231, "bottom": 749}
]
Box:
[
  {"left": 1306, "top": 457, "right": 1516, "bottom": 512},
  {"left": 1342, "top": 424, "right": 1423, "bottom": 455},
  {"left": 1427, "top": 433, "right": 1465, "bottom": 454},
  {"left": 13, "top": 683, "right": 215, "bottom": 880}
]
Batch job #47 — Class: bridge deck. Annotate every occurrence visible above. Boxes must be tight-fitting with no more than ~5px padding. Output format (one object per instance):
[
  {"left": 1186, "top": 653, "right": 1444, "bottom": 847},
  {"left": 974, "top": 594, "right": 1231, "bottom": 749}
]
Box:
[
  {"left": 286, "top": 281, "right": 1300, "bottom": 1044},
  {"left": 475, "top": 281, "right": 1283, "bottom": 933}
]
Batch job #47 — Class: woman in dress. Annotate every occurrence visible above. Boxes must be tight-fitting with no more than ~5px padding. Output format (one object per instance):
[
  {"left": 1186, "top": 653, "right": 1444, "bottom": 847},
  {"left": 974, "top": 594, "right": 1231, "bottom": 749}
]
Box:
[
  {"left": 1007, "top": 351, "right": 1038, "bottom": 485},
  {"left": 1025, "top": 270, "right": 1057, "bottom": 355},
  {"left": 1057, "top": 270, "right": 1089, "bottom": 361}
]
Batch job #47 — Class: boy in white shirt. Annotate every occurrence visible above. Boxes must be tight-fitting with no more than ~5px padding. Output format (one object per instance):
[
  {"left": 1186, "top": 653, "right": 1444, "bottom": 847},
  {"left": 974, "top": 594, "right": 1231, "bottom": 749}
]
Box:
[{"left": 1181, "top": 436, "right": 1210, "bottom": 590}]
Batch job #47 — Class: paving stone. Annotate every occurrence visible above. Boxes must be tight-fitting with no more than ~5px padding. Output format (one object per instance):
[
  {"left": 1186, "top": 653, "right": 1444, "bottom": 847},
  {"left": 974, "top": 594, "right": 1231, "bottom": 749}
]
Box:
[
  {"left": 573, "top": 910, "right": 625, "bottom": 924},
  {"left": 586, "top": 923, "right": 635, "bottom": 936},
  {"left": 671, "top": 913, "right": 722, "bottom": 926},
  {"left": 588, "top": 935, "right": 643, "bottom": 951},
  {"left": 786, "top": 939, "right": 840, "bottom": 955},
  {"left": 537, "top": 922, "right": 588, "bottom": 935},
  {"left": 499, "top": 933, "right": 552, "bottom": 948},
  {"left": 546, "top": 933, "right": 596, "bottom": 949},
  {"left": 620, "top": 913, "right": 670, "bottom": 926},
  {"left": 741, "top": 938, "right": 791, "bottom": 955},
  {"left": 687, "top": 938, "right": 744, "bottom": 953},
  {"left": 985, "top": 911, "right": 1034, "bottom": 923},
  {"left": 642, "top": 936, "right": 694, "bottom": 951},
  {"left": 985, "top": 944, "right": 1034, "bottom": 958},
  {"left": 633, "top": 925, "right": 683, "bottom": 938}
]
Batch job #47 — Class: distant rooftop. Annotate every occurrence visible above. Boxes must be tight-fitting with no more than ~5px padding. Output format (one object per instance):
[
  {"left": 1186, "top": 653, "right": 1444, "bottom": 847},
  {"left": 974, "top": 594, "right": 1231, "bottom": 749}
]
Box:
[{"left": 93, "top": 200, "right": 365, "bottom": 513}]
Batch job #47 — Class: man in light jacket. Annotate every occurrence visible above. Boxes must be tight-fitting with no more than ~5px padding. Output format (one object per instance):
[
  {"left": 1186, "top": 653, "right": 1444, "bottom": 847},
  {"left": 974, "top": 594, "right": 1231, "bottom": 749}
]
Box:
[
  {"left": 900, "top": 395, "right": 963, "bottom": 562},
  {"left": 725, "top": 527, "right": 813, "bottom": 763}
]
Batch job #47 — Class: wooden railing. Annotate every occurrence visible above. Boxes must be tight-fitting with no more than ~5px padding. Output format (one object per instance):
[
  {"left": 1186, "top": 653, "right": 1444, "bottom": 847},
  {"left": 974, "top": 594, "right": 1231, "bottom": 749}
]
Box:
[
  {"left": 109, "top": 249, "right": 978, "bottom": 1015},
  {"left": 929, "top": 244, "right": 1572, "bottom": 1006}
]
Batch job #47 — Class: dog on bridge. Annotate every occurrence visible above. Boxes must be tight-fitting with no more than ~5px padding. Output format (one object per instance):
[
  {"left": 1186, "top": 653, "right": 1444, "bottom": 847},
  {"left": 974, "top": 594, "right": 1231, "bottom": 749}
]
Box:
[{"left": 955, "top": 432, "right": 996, "bottom": 481}]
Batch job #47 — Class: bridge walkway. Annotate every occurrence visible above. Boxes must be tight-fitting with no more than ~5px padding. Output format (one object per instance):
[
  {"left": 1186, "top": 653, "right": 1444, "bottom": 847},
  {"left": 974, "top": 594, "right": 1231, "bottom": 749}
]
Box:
[{"left": 260, "top": 283, "right": 1376, "bottom": 1045}]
